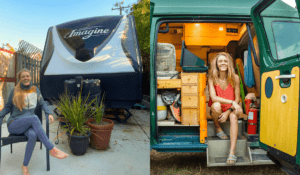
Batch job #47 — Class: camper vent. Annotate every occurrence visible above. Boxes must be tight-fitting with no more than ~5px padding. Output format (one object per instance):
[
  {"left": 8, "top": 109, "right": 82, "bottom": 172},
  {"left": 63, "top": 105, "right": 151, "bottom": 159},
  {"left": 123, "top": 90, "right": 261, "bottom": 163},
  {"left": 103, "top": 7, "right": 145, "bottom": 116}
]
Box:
[{"left": 171, "top": 29, "right": 183, "bottom": 34}]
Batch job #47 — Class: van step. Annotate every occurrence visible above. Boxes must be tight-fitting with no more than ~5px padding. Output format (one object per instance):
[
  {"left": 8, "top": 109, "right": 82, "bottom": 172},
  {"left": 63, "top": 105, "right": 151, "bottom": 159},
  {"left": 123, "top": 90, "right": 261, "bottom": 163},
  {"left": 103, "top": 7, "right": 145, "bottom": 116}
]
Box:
[
  {"left": 207, "top": 148, "right": 252, "bottom": 166},
  {"left": 207, "top": 135, "right": 274, "bottom": 166},
  {"left": 154, "top": 134, "right": 207, "bottom": 152},
  {"left": 207, "top": 135, "right": 250, "bottom": 167},
  {"left": 152, "top": 142, "right": 207, "bottom": 153},
  {"left": 207, "top": 135, "right": 250, "bottom": 166},
  {"left": 207, "top": 136, "right": 248, "bottom": 157},
  {"left": 207, "top": 120, "right": 243, "bottom": 137},
  {"left": 250, "top": 149, "right": 274, "bottom": 165}
]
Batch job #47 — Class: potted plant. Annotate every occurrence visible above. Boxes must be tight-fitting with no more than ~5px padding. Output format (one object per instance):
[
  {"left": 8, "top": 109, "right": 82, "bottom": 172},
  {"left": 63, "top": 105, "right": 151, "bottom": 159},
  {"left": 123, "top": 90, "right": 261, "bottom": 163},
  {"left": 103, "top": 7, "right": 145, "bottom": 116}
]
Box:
[
  {"left": 86, "top": 96, "right": 114, "bottom": 150},
  {"left": 52, "top": 92, "right": 94, "bottom": 155}
]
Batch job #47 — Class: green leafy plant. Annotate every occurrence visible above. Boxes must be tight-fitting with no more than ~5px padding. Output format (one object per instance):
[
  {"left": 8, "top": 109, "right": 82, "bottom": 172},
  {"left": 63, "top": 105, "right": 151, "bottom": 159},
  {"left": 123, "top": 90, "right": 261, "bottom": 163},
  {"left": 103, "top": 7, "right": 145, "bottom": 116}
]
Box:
[
  {"left": 52, "top": 92, "right": 95, "bottom": 136},
  {"left": 91, "top": 95, "right": 106, "bottom": 124}
]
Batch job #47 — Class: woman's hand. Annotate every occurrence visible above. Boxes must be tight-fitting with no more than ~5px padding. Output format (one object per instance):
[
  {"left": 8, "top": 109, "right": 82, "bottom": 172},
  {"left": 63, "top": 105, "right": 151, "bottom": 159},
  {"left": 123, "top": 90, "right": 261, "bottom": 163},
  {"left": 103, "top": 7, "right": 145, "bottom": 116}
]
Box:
[
  {"left": 49, "top": 114, "right": 54, "bottom": 124},
  {"left": 232, "top": 101, "right": 243, "bottom": 115},
  {"left": 218, "top": 110, "right": 230, "bottom": 123}
]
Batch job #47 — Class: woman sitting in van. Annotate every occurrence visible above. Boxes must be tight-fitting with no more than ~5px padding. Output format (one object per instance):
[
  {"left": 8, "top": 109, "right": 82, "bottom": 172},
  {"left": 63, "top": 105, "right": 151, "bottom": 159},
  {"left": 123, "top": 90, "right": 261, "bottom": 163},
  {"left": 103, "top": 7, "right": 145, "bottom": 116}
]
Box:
[
  {"left": 0, "top": 68, "right": 68, "bottom": 175},
  {"left": 208, "top": 52, "right": 243, "bottom": 164}
]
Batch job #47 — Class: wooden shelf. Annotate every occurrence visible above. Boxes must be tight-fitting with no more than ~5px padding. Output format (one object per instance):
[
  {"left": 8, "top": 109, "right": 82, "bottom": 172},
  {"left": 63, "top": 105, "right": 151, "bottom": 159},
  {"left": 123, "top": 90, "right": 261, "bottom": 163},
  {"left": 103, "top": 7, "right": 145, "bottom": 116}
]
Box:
[
  {"left": 157, "top": 79, "right": 181, "bottom": 89},
  {"left": 157, "top": 120, "right": 199, "bottom": 127},
  {"left": 157, "top": 120, "right": 175, "bottom": 126},
  {"left": 157, "top": 73, "right": 207, "bottom": 143}
]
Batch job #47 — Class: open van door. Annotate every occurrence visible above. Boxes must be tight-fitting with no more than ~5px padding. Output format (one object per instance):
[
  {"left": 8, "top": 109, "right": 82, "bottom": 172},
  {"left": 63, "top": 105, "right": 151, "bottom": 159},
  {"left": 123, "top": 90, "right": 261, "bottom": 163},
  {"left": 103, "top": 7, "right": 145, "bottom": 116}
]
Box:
[
  {"left": 150, "top": 1, "right": 157, "bottom": 147},
  {"left": 251, "top": 0, "right": 300, "bottom": 173},
  {"left": 150, "top": 2, "right": 154, "bottom": 27}
]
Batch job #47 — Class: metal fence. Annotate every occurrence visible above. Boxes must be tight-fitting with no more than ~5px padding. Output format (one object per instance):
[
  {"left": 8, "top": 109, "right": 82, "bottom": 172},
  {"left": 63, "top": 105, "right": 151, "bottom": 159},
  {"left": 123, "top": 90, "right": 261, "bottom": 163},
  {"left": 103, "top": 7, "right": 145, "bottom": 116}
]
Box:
[{"left": 16, "top": 40, "right": 43, "bottom": 88}]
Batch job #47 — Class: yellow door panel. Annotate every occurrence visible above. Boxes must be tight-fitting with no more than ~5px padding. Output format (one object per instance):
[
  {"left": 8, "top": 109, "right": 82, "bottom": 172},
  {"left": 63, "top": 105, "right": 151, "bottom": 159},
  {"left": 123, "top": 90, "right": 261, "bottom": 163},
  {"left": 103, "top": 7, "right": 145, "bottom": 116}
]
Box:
[{"left": 260, "top": 67, "right": 299, "bottom": 156}]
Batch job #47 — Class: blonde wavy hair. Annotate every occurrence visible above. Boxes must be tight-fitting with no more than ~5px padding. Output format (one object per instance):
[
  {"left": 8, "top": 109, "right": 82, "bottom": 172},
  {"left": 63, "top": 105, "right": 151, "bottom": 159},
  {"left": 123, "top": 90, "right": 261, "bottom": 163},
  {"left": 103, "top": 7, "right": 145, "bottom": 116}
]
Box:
[
  {"left": 13, "top": 68, "right": 36, "bottom": 111},
  {"left": 208, "top": 52, "right": 235, "bottom": 88}
]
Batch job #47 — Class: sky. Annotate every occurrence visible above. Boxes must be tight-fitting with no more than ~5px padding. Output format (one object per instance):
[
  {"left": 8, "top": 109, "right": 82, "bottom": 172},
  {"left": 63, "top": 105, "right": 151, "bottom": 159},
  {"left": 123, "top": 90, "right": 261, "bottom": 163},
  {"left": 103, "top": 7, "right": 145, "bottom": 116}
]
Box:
[
  {"left": 0, "top": 0, "right": 138, "bottom": 51},
  {"left": 0, "top": 0, "right": 297, "bottom": 51},
  {"left": 282, "top": 0, "right": 296, "bottom": 8}
]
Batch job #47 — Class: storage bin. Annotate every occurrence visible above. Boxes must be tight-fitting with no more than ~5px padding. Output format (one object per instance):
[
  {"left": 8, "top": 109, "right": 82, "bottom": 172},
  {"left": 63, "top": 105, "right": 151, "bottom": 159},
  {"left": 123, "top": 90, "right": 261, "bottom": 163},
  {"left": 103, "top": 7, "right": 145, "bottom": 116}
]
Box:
[
  {"left": 157, "top": 71, "right": 179, "bottom": 79},
  {"left": 156, "top": 43, "right": 176, "bottom": 72}
]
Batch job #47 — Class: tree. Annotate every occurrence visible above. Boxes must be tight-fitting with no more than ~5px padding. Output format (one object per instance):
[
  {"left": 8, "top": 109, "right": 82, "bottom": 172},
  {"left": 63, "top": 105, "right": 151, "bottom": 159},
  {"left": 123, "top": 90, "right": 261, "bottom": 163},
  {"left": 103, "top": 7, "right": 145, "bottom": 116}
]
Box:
[
  {"left": 132, "top": 0, "right": 150, "bottom": 59},
  {"left": 132, "top": 0, "right": 150, "bottom": 95}
]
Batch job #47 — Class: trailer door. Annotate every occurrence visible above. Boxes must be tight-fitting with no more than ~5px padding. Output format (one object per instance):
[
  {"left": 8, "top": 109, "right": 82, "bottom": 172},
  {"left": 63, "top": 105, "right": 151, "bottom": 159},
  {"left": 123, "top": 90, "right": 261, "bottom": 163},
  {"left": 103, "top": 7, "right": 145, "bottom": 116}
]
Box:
[{"left": 251, "top": 0, "right": 300, "bottom": 166}]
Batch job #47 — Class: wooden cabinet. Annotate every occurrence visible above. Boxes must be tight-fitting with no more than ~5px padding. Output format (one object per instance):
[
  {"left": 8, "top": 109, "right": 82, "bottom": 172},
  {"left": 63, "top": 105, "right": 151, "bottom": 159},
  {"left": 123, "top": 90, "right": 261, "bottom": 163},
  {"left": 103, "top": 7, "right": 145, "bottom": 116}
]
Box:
[
  {"left": 181, "top": 73, "right": 207, "bottom": 127},
  {"left": 181, "top": 73, "right": 198, "bottom": 85},
  {"left": 182, "top": 85, "right": 198, "bottom": 95},
  {"left": 157, "top": 72, "right": 207, "bottom": 143},
  {"left": 181, "top": 73, "right": 199, "bottom": 125},
  {"left": 182, "top": 109, "right": 198, "bottom": 125},
  {"left": 156, "top": 72, "right": 207, "bottom": 135},
  {"left": 181, "top": 95, "right": 198, "bottom": 108},
  {"left": 157, "top": 79, "right": 181, "bottom": 89}
]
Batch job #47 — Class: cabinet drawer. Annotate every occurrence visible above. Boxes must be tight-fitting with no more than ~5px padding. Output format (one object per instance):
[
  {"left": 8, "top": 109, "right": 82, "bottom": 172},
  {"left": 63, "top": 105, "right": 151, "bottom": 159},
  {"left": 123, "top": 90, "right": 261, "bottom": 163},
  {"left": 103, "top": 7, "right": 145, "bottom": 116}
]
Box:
[
  {"left": 157, "top": 79, "right": 181, "bottom": 89},
  {"left": 181, "top": 95, "right": 198, "bottom": 108},
  {"left": 182, "top": 109, "right": 198, "bottom": 125},
  {"left": 181, "top": 74, "right": 198, "bottom": 85},
  {"left": 182, "top": 85, "right": 198, "bottom": 95}
]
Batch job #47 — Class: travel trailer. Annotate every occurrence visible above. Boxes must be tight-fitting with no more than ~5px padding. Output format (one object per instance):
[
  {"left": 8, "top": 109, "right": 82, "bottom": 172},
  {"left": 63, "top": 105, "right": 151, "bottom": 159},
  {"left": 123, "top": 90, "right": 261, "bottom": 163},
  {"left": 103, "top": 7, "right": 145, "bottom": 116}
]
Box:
[
  {"left": 150, "top": 0, "right": 300, "bottom": 172},
  {"left": 40, "top": 15, "right": 143, "bottom": 110}
]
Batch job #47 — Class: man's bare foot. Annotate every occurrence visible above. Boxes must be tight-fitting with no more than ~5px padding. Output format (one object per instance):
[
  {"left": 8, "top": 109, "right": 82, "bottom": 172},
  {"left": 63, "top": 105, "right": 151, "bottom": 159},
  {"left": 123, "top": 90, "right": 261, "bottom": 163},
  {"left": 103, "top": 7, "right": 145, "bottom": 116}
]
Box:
[
  {"left": 22, "top": 164, "right": 30, "bottom": 175},
  {"left": 50, "top": 147, "right": 68, "bottom": 159}
]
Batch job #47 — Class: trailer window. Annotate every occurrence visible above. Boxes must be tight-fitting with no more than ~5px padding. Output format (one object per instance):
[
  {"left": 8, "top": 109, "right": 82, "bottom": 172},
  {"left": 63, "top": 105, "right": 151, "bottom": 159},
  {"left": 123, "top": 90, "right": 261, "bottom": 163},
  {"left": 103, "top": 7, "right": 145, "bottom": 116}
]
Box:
[
  {"left": 272, "top": 21, "right": 300, "bottom": 60},
  {"left": 56, "top": 16, "right": 123, "bottom": 62}
]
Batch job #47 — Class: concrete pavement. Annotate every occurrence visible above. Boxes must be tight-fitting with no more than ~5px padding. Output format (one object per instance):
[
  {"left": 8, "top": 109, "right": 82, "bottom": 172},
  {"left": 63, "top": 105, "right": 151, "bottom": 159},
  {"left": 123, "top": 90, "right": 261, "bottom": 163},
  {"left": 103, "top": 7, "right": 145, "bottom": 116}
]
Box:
[{"left": 0, "top": 107, "right": 150, "bottom": 175}]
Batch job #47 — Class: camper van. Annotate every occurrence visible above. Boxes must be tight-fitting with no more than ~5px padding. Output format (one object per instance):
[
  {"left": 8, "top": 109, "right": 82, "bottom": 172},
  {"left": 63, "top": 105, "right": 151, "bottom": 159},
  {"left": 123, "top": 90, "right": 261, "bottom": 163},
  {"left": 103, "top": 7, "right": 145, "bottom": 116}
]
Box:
[
  {"left": 40, "top": 15, "right": 143, "bottom": 111},
  {"left": 150, "top": 0, "right": 300, "bottom": 172}
]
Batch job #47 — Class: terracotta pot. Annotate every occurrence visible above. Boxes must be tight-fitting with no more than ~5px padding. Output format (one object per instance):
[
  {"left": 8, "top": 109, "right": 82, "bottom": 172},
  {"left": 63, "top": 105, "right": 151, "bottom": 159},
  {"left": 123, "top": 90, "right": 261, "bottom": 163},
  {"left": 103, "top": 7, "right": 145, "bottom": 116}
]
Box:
[{"left": 86, "top": 118, "right": 114, "bottom": 150}]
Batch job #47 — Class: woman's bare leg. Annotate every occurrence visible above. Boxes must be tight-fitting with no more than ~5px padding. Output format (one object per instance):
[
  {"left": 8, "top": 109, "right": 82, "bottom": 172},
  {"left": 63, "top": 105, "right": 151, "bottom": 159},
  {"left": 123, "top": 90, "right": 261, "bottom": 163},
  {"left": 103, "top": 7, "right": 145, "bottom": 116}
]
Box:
[
  {"left": 210, "top": 102, "right": 227, "bottom": 138},
  {"left": 8, "top": 115, "right": 68, "bottom": 159},
  {"left": 228, "top": 112, "right": 238, "bottom": 163}
]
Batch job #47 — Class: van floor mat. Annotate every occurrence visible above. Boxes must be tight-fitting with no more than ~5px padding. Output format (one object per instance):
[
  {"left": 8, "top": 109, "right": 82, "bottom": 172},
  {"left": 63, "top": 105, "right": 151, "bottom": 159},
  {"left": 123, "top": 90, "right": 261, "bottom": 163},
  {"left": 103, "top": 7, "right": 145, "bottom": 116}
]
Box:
[
  {"left": 214, "top": 156, "right": 245, "bottom": 163},
  {"left": 208, "top": 135, "right": 244, "bottom": 140},
  {"left": 252, "top": 154, "right": 270, "bottom": 161}
]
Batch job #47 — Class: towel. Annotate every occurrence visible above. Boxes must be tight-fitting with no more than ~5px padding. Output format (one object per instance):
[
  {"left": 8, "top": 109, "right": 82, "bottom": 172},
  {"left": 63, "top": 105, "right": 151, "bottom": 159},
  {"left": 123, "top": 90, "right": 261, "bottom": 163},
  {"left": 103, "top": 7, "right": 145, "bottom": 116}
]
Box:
[{"left": 244, "top": 40, "right": 255, "bottom": 88}]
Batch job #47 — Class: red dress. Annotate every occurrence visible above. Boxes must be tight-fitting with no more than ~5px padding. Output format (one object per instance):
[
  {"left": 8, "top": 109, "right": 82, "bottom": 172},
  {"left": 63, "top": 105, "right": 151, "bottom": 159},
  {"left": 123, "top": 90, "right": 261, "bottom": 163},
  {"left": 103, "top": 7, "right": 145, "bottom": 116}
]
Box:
[{"left": 208, "top": 83, "right": 235, "bottom": 112}]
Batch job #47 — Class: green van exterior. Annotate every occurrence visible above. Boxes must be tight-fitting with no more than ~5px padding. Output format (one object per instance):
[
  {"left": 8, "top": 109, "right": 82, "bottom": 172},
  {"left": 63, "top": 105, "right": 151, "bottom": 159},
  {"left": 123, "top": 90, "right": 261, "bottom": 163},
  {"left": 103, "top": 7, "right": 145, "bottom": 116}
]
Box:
[{"left": 150, "top": 0, "right": 300, "bottom": 171}]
